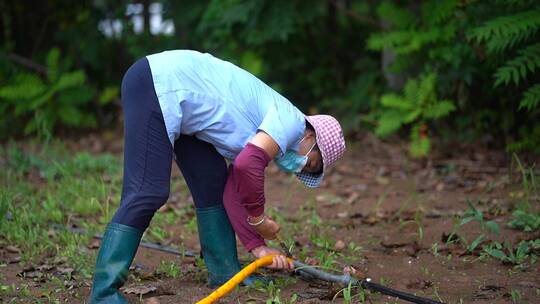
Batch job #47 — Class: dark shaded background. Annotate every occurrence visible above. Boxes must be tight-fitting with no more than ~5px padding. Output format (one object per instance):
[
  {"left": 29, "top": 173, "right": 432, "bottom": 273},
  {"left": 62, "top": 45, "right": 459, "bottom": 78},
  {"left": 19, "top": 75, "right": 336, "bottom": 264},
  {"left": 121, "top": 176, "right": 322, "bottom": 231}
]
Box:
[{"left": 1, "top": 0, "right": 539, "bottom": 156}]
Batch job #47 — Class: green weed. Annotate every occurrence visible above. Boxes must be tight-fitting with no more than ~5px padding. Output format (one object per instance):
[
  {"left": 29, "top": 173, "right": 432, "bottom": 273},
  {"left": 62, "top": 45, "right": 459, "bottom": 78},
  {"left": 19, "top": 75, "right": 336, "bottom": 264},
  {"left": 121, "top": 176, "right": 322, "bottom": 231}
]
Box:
[
  {"left": 0, "top": 142, "right": 122, "bottom": 296},
  {"left": 257, "top": 281, "right": 298, "bottom": 304},
  {"left": 511, "top": 154, "right": 539, "bottom": 202},
  {"left": 510, "top": 289, "right": 522, "bottom": 303},
  {"left": 158, "top": 260, "right": 183, "bottom": 278},
  {"left": 332, "top": 282, "right": 368, "bottom": 303},
  {"left": 483, "top": 240, "right": 538, "bottom": 270},
  {"left": 446, "top": 199, "right": 501, "bottom": 254},
  {"left": 509, "top": 208, "right": 540, "bottom": 232}
]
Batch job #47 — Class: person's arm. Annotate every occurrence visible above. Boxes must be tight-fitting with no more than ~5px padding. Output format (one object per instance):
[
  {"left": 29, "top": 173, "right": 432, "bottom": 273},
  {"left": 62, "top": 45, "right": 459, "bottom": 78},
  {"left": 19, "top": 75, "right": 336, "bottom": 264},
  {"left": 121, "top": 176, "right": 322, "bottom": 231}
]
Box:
[
  {"left": 222, "top": 132, "right": 293, "bottom": 269},
  {"left": 223, "top": 142, "right": 270, "bottom": 251},
  {"left": 249, "top": 131, "right": 280, "bottom": 160}
]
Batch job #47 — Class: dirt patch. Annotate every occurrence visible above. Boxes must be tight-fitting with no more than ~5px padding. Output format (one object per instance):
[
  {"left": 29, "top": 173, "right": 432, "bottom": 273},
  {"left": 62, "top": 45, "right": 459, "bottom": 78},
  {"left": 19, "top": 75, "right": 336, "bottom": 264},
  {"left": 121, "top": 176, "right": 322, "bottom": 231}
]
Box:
[{"left": 2, "top": 133, "right": 539, "bottom": 303}]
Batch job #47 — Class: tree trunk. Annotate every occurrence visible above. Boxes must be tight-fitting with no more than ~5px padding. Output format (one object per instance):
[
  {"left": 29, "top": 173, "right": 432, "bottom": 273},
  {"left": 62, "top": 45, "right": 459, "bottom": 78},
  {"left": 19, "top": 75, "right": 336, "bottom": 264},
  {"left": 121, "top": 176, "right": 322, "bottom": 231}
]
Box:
[{"left": 143, "top": 0, "right": 151, "bottom": 35}]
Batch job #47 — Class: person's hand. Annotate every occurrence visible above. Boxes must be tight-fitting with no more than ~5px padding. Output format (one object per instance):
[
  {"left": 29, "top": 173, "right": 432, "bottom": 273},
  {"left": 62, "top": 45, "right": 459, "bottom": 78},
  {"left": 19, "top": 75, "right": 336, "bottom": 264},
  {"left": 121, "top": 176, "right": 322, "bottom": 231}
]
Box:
[
  {"left": 248, "top": 214, "right": 280, "bottom": 240},
  {"left": 251, "top": 245, "right": 294, "bottom": 270}
]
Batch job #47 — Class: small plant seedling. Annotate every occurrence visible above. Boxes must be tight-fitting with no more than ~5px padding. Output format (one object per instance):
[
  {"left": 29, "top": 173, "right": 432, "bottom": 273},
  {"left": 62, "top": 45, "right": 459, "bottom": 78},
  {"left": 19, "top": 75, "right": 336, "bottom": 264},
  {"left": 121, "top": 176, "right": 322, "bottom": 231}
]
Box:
[
  {"left": 148, "top": 226, "right": 169, "bottom": 243},
  {"left": 508, "top": 207, "right": 540, "bottom": 232},
  {"left": 255, "top": 281, "right": 298, "bottom": 304},
  {"left": 460, "top": 200, "right": 500, "bottom": 235},
  {"left": 511, "top": 154, "right": 539, "bottom": 203},
  {"left": 510, "top": 289, "right": 522, "bottom": 303},
  {"left": 158, "top": 260, "right": 183, "bottom": 278},
  {"left": 333, "top": 282, "right": 355, "bottom": 303},
  {"left": 483, "top": 240, "right": 537, "bottom": 270},
  {"left": 431, "top": 242, "right": 440, "bottom": 257}
]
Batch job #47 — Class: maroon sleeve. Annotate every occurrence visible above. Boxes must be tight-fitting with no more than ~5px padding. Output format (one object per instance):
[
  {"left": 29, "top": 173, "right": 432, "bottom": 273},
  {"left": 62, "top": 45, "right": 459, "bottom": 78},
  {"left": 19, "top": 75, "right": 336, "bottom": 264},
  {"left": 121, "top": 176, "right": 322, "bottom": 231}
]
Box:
[
  {"left": 230, "top": 143, "right": 271, "bottom": 216},
  {"left": 223, "top": 143, "right": 270, "bottom": 251}
]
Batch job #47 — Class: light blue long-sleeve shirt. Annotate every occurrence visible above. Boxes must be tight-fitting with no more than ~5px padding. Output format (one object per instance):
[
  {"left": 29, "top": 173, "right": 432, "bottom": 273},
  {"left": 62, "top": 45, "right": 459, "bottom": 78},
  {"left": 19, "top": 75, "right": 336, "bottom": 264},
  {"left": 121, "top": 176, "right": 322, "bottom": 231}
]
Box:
[{"left": 146, "top": 50, "right": 306, "bottom": 160}]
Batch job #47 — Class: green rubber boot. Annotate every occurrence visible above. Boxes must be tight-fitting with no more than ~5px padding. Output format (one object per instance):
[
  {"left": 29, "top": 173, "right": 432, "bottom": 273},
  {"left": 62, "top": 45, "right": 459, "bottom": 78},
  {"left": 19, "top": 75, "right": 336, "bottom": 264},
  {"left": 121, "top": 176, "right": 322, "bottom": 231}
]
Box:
[
  {"left": 196, "top": 206, "right": 259, "bottom": 288},
  {"left": 89, "top": 222, "right": 143, "bottom": 304}
]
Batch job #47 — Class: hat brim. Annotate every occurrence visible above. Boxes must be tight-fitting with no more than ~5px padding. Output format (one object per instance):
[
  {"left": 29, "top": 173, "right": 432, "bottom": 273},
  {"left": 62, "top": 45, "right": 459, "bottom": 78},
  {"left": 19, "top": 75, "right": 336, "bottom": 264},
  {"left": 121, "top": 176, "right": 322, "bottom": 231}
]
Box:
[
  {"left": 294, "top": 116, "right": 328, "bottom": 188},
  {"left": 295, "top": 171, "right": 324, "bottom": 188}
]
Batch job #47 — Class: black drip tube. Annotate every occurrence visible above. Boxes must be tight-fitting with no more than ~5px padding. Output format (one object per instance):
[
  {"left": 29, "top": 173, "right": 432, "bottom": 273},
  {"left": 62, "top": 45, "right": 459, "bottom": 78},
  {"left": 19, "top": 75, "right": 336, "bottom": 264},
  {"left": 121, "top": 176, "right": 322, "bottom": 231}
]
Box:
[{"left": 294, "top": 260, "right": 445, "bottom": 304}]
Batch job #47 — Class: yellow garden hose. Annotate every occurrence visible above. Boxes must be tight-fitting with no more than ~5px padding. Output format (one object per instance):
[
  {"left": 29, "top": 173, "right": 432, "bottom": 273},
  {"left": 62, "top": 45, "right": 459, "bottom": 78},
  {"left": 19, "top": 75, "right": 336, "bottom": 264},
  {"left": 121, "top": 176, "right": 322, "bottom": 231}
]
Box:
[
  {"left": 196, "top": 254, "right": 292, "bottom": 304},
  {"left": 196, "top": 254, "right": 444, "bottom": 304}
]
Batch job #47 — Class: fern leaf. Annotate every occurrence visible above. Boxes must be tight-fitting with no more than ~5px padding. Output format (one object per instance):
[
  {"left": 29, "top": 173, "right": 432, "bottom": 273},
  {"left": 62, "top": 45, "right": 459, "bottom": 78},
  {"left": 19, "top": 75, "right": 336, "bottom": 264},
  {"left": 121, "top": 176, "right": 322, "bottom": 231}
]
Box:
[
  {"left": 29, "top": 90, "right": 55, "bottom": 110},
  {"left": 368, "top": 25, "right": 456, "bottom": 54},
  {"left": 468, "top": 8, "right": 540, "bottom": 54},
  {"left": 0, "top": 73, "right": 45, "bottom": 101},
  {"left": 57, "top": 86, "right": 94, "bottom": 105},
  {"left": 403, "top": 109, "right": 422, "bottom": 124},
  {"left": 403, "top": 78, "right": 420, "bottom": 104},
  {"left": 422, "top": 0, "right": 456, "bottom": 26},
  {"left": 423, "top": 100, "right": 456, "bottom": 119},
  {"left": 375, "top": 110, "right": 404, "bottom": 137},
  {"left": 494, "top": 43, "right": 540, "bottom": 86},
  {"left": 55, "top": 71, "right": 86, "bottom": 91},
  {"left": 380, "top": 94, "right": 413, "bottom": 110},
  {"left": 519, "top": 83, "right": 540, "bottom": 111},
  {"left": 417, "top": 73, "right": 437, "bottom": 106},
  {"left": 376, "top": 1, "right": 416, "bottom": 29}
]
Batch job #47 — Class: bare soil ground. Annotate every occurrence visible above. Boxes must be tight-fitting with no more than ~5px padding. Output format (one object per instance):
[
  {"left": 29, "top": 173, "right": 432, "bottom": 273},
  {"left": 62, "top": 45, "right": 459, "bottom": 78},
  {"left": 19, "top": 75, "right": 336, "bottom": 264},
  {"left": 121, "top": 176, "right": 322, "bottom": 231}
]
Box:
[{"left": 1, "top": 132, "right": 539, "bottom": 303}]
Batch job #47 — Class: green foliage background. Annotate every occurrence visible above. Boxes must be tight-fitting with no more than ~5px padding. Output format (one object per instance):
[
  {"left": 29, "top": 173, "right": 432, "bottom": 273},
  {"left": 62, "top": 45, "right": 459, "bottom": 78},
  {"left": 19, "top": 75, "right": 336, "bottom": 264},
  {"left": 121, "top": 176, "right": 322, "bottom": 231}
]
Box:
[{"left": 0, "top": 0, "right": 538, "bottom": 155}]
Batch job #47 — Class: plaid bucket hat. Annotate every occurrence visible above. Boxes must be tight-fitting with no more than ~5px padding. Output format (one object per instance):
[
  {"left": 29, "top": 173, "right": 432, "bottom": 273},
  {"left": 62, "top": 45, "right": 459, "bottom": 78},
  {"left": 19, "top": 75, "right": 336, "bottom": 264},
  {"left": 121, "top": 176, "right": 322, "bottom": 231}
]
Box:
[{"left": 296, "top": 115, "right": 346, "bottom": 188}]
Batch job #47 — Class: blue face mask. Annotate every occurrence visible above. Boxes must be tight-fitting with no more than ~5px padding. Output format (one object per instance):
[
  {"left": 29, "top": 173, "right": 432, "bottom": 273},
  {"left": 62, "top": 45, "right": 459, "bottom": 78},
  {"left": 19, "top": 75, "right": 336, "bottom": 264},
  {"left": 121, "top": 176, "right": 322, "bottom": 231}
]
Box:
[{"left": 275, "top": 138, "right": 316, "bottom": 173}]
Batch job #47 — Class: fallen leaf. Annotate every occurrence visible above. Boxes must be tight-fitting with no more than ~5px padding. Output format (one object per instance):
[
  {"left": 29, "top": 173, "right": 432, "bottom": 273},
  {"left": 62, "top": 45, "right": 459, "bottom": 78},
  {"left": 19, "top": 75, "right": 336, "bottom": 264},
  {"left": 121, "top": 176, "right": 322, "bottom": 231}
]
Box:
[
  {"left": 375, "top": 176, "right": 389, "bottom": 185},
  {"left": 23, "top": 271, "right": 44, "bottom": 279},
  {"left": 36, "top": 264, "right": 54, "bottom": 272},
  {"left": 362, "top": 215, "right": 381, "bottom": 225},
  {"left": 347, "top": 192, "right": 360, "bottom": 204},
  {"left": 52, "top": 256, "right": 68, "bottom": 265},
  {"left": 474, "top": 284, "right": 505, "bottom": 300},
  {"left": 64, "top": 280, "right": 78, "bottom": 288},
  {"left": 56, "top": 267, "right": 75, "bottom": 275},
  {"left": 334, "top": 240, "right": 346, "bottom": 251},
  {"left": 405, "top": 279, "right": 433, "bottom": 290},
  {"left": 9, "top": 256, "right": 21, "bottom": 264},
  {"left": 349, "top": 212, "right": 363, "bottom": 219},
  {"left": 22, "top": 265, "right": 35, "bottom": 272},
  {"left": 6, "top": 245, "right": 20, "bottom": 253},
  {"left": 337, "top": 212, "right": 348, "bottom": 218},
  {"left": 122, "top": 284, "right": 157, "bottom": 295}
]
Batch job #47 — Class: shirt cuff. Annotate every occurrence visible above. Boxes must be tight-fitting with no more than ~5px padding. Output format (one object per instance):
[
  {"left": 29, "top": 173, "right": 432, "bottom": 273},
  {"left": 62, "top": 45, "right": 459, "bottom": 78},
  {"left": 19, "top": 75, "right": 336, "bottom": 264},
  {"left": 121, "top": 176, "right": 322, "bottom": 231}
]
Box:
[
  {"left": 246, "top": 238, "right": 266, "bottom": 252},
  {"left": 246, "top": 205, "right": 265, "bottom": 217}
]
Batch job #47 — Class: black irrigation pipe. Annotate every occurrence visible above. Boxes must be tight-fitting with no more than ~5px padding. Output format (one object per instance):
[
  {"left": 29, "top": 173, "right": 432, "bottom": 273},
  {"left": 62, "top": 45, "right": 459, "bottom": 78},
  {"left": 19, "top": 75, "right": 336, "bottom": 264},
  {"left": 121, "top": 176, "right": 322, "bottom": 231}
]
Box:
[
  {"left": 56, "top": 224, "right": 444, "bottom": 304},
  {"left": 51, "top": 224, "right": 197, "bottom": 257},
  {"left": 360, "top": 280, "right": 445, "bottom": 304},
  {"left": 293, "top": 260, "right": 445, "bottom": 304}
]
